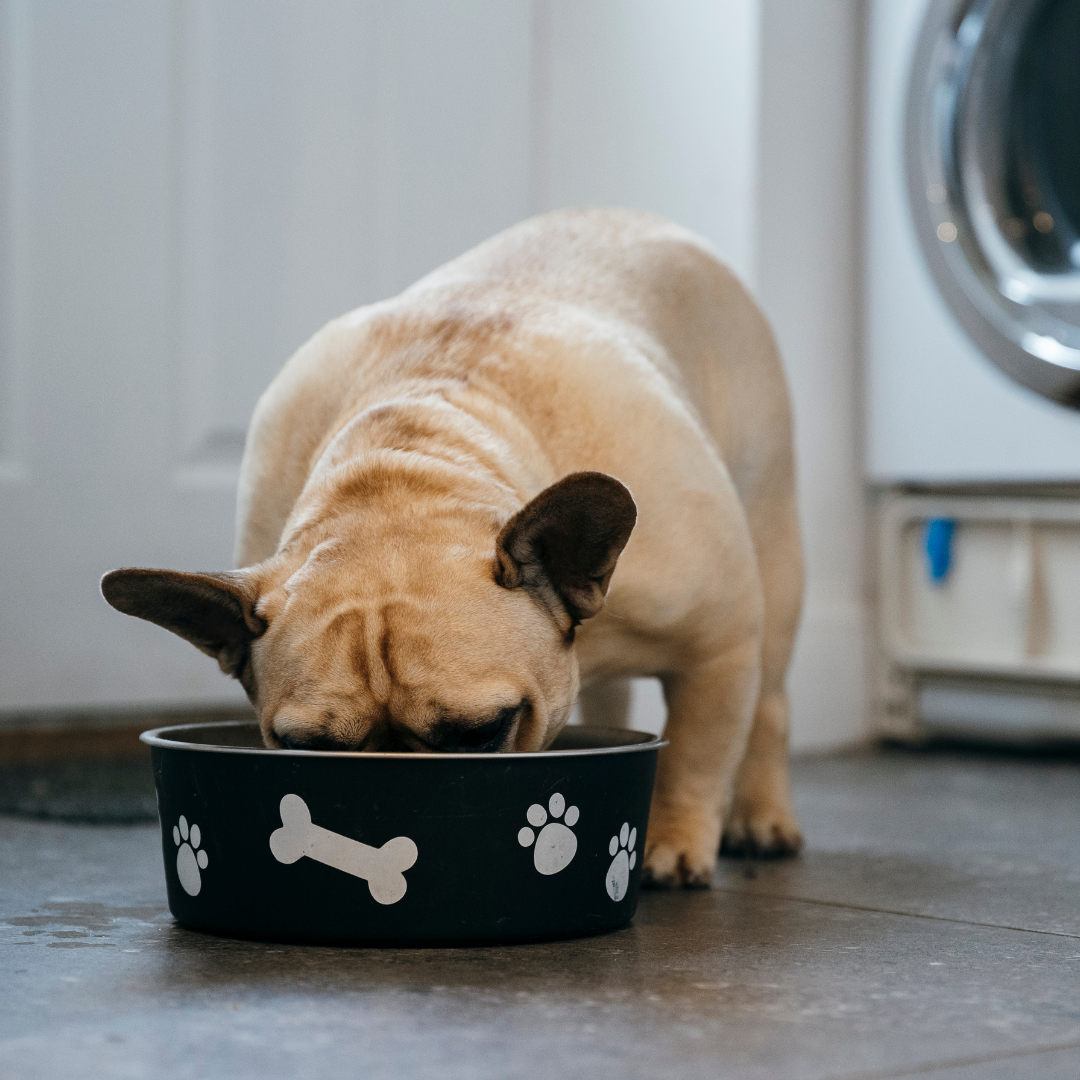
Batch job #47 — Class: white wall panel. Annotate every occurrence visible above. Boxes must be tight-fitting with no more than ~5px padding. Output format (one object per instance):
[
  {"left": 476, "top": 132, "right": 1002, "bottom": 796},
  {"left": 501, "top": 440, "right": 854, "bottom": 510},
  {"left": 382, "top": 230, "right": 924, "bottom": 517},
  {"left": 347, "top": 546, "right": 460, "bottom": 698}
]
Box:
[
  {"left": 375, "top": 1, "right": 535, "bottom": 292},
  {"left": 0, "top": 0, "right": 538, "bottom": 713},
  {"left": 756, "top": 0, "right": 867, "bottom": 750},
  {"left": 542, "top": 0, "right": 866, "bottom": 750},
  {"left": 172, "top": 0, "right": 383, "bottom": 487},
  {"left": 543, "top": 0, "right": 760, "bottom": 284},
  {"left": 0, "top": 0, "right": 213, "bottom": 711},
  {"left": 0, "top": 0, "right": 30, "bottom": 483},
  {"left": 171, "top": 0, "right": 535, "bottom": 491}
]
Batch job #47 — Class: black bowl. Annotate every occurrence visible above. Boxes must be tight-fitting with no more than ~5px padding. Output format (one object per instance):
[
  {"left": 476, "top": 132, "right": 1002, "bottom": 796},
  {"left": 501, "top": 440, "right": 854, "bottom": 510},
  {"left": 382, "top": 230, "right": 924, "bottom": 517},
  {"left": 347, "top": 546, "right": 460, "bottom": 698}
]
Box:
[{"left": 141, "top": 721, "right": 663, "bottom": 946}]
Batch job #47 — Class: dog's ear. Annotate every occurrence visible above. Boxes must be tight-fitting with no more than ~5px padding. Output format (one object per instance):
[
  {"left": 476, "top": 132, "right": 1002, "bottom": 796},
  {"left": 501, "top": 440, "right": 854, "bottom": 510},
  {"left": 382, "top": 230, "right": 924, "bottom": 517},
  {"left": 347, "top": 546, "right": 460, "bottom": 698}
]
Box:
[
  {"left": 100, "top": 568, "right": 266, "bottom": 678},
  {"left": 495, "top": 471, "right": 637, "bottom": 627}
]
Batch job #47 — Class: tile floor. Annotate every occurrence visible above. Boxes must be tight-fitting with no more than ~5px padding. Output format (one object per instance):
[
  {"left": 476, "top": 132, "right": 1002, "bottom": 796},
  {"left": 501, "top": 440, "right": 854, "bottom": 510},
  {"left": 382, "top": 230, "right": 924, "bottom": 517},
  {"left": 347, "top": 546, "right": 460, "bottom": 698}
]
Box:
[{"left": 2, "top": 746, "right": 1079, "bottom": 1079}]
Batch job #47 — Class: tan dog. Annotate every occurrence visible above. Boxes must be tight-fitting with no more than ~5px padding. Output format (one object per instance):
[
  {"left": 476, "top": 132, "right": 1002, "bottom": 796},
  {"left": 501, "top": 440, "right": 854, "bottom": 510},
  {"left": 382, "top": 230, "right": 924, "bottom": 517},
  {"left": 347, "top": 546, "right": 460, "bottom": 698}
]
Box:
[{"left": 102, "top": 208, "right": 803, "bottom": 886}]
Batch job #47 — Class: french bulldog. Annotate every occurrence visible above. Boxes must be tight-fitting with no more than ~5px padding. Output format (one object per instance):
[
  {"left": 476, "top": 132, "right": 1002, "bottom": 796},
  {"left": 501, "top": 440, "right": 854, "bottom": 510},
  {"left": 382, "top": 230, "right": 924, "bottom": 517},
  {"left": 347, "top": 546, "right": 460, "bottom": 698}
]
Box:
[{"left": 102, "top": 208, "right": 803, "bottom": 886}]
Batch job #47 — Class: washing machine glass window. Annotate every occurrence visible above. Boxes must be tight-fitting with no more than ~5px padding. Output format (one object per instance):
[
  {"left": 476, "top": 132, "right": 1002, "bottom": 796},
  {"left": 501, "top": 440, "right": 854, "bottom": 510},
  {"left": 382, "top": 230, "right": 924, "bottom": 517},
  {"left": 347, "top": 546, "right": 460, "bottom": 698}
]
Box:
[
  {"left": 908, "top": 0, "right": 1080, "bottom": 407},
  {"left": 1005, "top": 0, "right": 1080, "bottom": 276}
]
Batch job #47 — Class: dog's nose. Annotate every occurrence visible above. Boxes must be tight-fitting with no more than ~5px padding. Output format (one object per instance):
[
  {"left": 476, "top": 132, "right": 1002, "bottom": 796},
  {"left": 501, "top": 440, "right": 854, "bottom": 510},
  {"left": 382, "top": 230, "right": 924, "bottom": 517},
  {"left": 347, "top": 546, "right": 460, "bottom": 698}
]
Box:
[
  {"left": 278, "top": 731, "right": 358, "bottom": 751},
  {"left": 426, "top": 709, "right": 517, "bottom": 753}
]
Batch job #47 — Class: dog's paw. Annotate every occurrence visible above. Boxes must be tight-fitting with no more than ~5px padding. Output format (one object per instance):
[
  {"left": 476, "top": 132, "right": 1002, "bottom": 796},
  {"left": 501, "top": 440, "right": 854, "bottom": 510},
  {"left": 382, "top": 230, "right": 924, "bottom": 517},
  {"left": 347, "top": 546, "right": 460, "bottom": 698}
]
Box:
[
  {"left": 641, "top": 807, "right": 720, "bottom": 889},
  {"left": 720, "top": 798, "right": 803, "bottom": 859}
]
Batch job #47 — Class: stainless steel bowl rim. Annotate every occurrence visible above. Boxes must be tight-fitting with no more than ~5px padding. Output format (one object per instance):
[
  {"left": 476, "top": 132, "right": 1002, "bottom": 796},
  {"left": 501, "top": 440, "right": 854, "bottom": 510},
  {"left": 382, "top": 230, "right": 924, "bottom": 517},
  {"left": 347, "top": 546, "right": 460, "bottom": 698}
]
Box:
[{"left": 141, "top": 720, "right": 666, "bottom": 760}]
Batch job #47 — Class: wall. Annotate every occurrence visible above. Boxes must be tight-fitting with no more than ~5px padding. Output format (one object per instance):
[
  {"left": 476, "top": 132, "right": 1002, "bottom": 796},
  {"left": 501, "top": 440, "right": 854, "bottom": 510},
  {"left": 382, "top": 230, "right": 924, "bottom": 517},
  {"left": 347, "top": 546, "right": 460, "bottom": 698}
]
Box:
[
  {"left": 756, "top": 0, "right": 867, "bottom": 749},
  {"left": 539, "top": 1, "right": 867, "bottom": 749},
  {"left": 1, "top": 1, "right": 867, "bottom": 748},
  {"left": 0, "top": 0, "right": 539, "bottom": 714},
  {"left": 541, "top": 0, "right": 760, "bottom": 282}
]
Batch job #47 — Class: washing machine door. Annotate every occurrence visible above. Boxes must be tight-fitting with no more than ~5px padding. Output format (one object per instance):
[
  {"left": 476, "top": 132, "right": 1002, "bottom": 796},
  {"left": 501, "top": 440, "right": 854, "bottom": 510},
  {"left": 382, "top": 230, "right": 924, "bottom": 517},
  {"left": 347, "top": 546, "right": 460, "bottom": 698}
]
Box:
[{"left": 908, "top": 0, "right": 1080, "bottom": 407}]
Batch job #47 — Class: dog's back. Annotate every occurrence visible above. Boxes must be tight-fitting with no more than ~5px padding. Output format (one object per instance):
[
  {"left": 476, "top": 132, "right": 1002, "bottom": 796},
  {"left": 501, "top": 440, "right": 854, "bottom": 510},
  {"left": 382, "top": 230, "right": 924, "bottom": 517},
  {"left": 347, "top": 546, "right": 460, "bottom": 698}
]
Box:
[
  {"left": 413, "top": 208, "right": 792, "bottom": 500},
  {"left": 238, "top": 208, "right": 794, "bottom": 572}
]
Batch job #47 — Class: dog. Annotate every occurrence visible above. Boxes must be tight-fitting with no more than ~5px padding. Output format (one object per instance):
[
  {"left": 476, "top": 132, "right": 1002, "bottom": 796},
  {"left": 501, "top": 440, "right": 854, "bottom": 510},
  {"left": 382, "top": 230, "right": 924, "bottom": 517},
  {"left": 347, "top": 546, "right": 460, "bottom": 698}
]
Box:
[{"left": 102, "top": 208, "right": 803, "bottom": 887}]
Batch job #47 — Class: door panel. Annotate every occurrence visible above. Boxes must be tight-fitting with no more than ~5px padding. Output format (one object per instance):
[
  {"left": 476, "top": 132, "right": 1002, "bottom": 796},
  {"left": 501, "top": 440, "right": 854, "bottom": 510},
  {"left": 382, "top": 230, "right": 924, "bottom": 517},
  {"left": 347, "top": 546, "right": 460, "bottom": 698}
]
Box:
[{"left": 0, "top": 0, "right": 535, "bottom": 711}]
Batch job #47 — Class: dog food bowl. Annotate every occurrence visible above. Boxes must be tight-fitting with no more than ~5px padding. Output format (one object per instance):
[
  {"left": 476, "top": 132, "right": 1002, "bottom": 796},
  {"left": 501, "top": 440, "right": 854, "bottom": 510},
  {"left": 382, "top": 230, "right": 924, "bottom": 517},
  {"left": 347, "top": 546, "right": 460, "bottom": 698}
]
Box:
[{"left": 141, "top": 721, "right": 663, "bottom": 946}]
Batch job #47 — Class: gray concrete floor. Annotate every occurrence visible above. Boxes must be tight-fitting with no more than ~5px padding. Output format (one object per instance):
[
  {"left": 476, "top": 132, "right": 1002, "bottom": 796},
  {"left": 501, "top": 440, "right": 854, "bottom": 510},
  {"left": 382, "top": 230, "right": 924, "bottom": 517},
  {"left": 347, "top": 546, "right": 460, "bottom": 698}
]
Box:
[{"left": 3, "top": 746, "right": 1080, "bottom": 1080}]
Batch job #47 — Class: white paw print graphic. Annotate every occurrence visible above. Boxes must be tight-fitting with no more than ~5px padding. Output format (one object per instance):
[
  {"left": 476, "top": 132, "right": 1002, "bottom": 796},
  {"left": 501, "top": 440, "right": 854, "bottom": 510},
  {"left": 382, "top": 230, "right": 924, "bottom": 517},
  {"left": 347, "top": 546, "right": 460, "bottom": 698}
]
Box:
[
  {"left": 517, "top": 792, "right": 579, "bottom": 875},
  {"left": 605, "top": 822, "right": 637, "bottom": 901},
  {"left": 173, "top": 815, "right": 209, "bottom": 897}
]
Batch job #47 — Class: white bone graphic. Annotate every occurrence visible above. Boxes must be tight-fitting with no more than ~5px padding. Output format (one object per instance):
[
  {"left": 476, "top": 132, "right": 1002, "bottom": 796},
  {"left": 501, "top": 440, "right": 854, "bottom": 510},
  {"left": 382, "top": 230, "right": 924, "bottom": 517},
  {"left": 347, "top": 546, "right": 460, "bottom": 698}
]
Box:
[{"left": 269, "top": 793, "right": 418, "bottom": 905}]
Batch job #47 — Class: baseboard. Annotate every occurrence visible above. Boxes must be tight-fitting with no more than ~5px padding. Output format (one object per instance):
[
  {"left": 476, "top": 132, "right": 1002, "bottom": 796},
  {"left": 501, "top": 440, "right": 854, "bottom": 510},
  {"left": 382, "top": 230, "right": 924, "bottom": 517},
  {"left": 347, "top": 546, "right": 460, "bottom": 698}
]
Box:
[{"left": 0, "top": 705, "right": 255, "bottom": 763}]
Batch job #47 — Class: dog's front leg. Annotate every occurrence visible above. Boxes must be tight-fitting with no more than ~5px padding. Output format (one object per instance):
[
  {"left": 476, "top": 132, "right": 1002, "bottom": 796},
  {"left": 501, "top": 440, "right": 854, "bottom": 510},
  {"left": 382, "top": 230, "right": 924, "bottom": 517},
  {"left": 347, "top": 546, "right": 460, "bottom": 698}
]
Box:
[{"left": 643, "top": 639, "right": 762, "bottom": 888}]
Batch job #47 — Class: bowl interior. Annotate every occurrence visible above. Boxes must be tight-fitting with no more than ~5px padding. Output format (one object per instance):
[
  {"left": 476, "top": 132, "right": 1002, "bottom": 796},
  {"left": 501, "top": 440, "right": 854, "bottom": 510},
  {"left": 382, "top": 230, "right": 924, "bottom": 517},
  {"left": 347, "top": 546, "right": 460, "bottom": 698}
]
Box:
[{"left": 146, "top": 720, "right": 661, "bottom": 755}]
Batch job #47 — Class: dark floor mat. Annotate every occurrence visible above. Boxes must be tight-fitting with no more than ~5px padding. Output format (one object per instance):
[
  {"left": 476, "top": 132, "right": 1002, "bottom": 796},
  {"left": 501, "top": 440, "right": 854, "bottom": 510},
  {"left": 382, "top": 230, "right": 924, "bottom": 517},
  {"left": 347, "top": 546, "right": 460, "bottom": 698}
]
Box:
[{"left": 0, "top": 758, "right": 157, "bottom": 823}]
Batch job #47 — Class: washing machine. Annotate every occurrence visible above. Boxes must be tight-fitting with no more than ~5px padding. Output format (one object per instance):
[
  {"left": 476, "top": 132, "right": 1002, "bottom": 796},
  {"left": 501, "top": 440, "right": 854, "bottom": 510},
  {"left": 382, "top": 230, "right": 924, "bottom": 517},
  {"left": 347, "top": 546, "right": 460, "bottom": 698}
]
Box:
[{"left": 866, "top": 0, "right": 1080, "bottom": 741}]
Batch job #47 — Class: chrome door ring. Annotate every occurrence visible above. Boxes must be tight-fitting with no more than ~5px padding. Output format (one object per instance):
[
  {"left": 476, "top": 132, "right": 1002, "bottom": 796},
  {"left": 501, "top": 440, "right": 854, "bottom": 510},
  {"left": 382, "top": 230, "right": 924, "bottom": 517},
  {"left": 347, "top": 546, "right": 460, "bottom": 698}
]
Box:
[{"left": 907, "top": 0, "right": 1080, "bottom": 406}]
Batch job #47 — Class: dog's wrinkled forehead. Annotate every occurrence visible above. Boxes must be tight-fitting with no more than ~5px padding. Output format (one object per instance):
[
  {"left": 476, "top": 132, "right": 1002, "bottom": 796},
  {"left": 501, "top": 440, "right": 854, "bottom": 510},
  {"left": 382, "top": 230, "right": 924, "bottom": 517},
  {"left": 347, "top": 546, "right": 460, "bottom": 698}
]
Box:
[
  {"left": 275, "top": 593, "right": 534, "bottom": 692},
  {"left": 275, "top": 531, "right": 493, "bottom": 608},
  {"left": 280, "top": 538, "right": 345, "bottom": 597},
  {"left": 258, "top": 536, "right": 557, "bottom": 704}
]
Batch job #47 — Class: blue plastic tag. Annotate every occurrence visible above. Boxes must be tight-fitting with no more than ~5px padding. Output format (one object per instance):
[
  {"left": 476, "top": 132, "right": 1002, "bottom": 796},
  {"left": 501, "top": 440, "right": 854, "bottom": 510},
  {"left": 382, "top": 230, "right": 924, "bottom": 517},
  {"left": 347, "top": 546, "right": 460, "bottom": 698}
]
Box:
[{"left": 924, "top": 518, "right": 956, "bottom": 584}]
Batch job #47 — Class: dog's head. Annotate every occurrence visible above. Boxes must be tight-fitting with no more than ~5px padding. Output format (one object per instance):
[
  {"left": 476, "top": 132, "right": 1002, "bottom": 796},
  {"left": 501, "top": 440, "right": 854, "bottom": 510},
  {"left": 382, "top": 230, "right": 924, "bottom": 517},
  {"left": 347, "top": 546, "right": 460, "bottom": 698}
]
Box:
[{"left": 102, "top": 472, "right": 636, "bottom": 753}]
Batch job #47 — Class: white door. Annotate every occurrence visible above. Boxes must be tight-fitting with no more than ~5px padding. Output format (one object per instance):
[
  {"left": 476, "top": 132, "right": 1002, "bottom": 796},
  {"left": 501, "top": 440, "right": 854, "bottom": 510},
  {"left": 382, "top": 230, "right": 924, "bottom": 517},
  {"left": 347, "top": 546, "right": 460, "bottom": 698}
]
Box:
[
  {"left": 2, "top": 1, "right": 847, "bottom": 748},
  {"left": 0, "top": 0, "right": 535, "bottom": 712}
]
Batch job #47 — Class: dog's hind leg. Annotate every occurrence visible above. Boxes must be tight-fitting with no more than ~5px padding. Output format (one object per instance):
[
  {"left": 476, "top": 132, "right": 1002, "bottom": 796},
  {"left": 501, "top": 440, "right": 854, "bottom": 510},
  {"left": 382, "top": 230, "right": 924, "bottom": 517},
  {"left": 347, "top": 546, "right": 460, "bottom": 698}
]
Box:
[
  {"left": 720, "top": 687, "right": 802, "bottom": 856},
  {"left": 721, "top": 486, "right": 804, "bottom": 858},
  {"left": 577, "top": 678, "right": 633, "bottom": 729}
]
